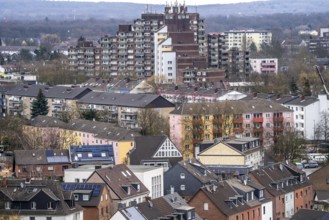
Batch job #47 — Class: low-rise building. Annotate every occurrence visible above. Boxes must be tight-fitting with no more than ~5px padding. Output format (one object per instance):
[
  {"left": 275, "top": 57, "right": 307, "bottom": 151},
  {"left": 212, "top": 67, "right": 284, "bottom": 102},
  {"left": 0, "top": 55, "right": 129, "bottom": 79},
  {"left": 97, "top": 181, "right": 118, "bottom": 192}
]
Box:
[
  {"left": 128, "top": 135, "right": 182, "bottom": 171},
  {"left": 64, "top": 165, "right": 110, "bottom": 183},
  {"left": 14, "top": 149, "right": 71, "bottom": 180},
  {"left": 0, "top": 179, "right": 83, "bottom": 219},
  {"left": 249, "top": 163, "right": 313, "bottom": 220},
  {"left": 128, "top": 165, "right": 164, "bottom": 199},
  {"left": 61, "top": 183, "right": 111, "bottom": 220},
  {"left": 77, "top": 91, "right": 175, "bottom": 128},
  {"left": 189, "top": 178, "right": 273, "bottom": 220},
  {"left": 197, "top": 137, "right": 264, "bottom": 170},
  {"left": 164, "top": 159, "right": 219, "bottom": 200},
  {"left": 308, "top": 164, "right": 329, "bottom": 211},
  {"left": 87, "top": 164, "right": 149, "bottom": 213}
]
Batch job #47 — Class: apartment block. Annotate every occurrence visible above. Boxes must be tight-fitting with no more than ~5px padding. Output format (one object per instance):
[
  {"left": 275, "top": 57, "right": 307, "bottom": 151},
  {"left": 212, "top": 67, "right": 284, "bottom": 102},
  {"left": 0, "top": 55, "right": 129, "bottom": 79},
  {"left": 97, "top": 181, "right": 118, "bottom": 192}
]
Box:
[
  {"left": 250, "top": 58, "right": 278, "bottom": 74},
  {"left": 169, "top": 99, "right": 293, "bottom": 158},
  {"left": 225, "top": 29, "right": 272, "bottom": 51}
]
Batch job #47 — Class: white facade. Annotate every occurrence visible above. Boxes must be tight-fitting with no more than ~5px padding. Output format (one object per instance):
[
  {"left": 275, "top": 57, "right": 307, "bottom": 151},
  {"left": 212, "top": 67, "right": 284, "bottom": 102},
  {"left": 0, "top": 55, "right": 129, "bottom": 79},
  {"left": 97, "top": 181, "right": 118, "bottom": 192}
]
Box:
[
  {"left": 284, "top": 191, "right": 294, "bottom": 218},
  {"left": 64, "top": 165, "right": 111, "bottom": 183},
  {"left": 245, "top": 149, "right": 263, "bottom": 170},
  {"left": 261, "top": 200, "right": 273, "bottom": 220},
  {"left": 20, "top": 211, "right": 83, "bottom": 220},
  {"left": 128, "top": 165, "right": 164, "bottom": 199},
  {"left": 320, "top": 28, "right": 329, "bottom": 37},
  {"left": 250, "top": 58, "right": 278, "bottom": 74},
  {"left": 283, "top": 94, "right": 329, "bottom": 140},
  {"left": 225, "top": 30, "right": 272, "bottom": 51},
  {"left": 154, "top": 26, "right": 177, "bottom": 84}
]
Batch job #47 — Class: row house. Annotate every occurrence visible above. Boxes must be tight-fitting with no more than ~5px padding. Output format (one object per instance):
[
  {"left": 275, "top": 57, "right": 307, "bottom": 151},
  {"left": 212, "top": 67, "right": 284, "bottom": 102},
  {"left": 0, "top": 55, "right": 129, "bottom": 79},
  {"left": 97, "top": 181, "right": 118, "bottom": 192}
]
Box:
[
  {"left": 14, "top": 149, "right": 71, "bottom": 180},
  {"left": 197, "top": 137, "right": 264, "bottom": 170},
  {"left": 0, "top": 179, "right": 83, "bottom": 219},
  {"left": 189, "top": 178, "right": 273, "bottom": 220},
  {"left": 86, "top": 164, "right": 149, "bottom": 214},
  {"left": 5, "top": 84, "right": 92, "bottom": 119},
  {"left": 158, "top": 84, "right": 247, "bottom": 104},
  {"left": 169, "top": 99, "right": 293, "bottom": 159},
  {"left": 249, "top": 163, "right": 313, "bottom": 220},
  {"left": 23, "top": 115, "right": 140, "bottom": 164},
  {"left": 77, "top": 91, "right": 175, "bottom": 129}
]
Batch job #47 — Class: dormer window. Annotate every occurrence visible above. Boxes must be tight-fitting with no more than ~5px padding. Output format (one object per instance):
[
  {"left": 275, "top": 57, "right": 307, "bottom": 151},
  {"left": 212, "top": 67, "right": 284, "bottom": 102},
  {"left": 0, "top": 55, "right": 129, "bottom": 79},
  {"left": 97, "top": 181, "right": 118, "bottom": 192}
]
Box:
[
  {"left": 88, "top": 153, "right": 93, "bottom": 158},
  {"left": 31, "top": 201, "right": 37, "bottom": 209},
  {"left": 180, "top": 173, "right": 185, "bottom": 179},
  {"left": 77, "top": 153, "right": 82, "bottom": 158},
  {"left": 132, "top": 183, "right": 140, "bottom": 192},
  {"left": 74, "top": 194, "right": 79, "bottom": 201},
  {"left": 101, "top": 152, "right": 106, "bottom": 157},
  {"left": 5, "top": 201, "right": 10, "bottom": 210},
  {"left": 82, "top": 194, "right": 89, "bottom": 201},
  {"left": 122, "top": 186, "right": 131, "bottom": 195},
  {"left": 259, "top": 190, "right": 264, "bottom": 198}
]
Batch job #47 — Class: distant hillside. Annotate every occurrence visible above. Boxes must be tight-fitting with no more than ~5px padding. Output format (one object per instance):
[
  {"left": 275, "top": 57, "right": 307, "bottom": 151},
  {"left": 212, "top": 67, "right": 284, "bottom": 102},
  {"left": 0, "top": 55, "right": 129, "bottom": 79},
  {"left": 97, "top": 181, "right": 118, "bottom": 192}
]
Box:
[{"left": 1, "top": 0, "right": 329, "bottom": 21}]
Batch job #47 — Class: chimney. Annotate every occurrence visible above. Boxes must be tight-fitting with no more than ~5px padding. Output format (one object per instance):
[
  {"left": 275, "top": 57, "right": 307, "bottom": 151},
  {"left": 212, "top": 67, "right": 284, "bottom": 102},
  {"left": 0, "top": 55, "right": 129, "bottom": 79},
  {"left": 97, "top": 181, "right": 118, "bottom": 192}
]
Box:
[{"left": 175, "top": 85, "right": 178, "bottom": 90}]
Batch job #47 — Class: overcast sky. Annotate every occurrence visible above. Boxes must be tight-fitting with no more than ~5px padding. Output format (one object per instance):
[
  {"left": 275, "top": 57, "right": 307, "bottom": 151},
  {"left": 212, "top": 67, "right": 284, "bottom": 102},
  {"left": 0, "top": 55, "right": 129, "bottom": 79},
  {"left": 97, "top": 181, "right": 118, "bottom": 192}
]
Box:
[{"left": 58, "top": 0, "right": 262, "bottom": 5}]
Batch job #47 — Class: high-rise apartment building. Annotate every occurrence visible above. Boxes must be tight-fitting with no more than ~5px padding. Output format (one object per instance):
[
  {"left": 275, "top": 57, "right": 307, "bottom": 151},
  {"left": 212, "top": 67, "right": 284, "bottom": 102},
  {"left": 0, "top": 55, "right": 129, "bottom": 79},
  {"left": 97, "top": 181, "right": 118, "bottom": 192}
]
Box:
[{"left": 68, "top": 3, "right": 206, "bottom": 78}]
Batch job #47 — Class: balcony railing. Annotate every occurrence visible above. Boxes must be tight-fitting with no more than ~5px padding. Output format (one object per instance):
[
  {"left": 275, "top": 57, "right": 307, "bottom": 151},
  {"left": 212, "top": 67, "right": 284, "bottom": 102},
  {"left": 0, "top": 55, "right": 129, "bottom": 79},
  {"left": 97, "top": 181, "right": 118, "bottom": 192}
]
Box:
[
  {"left": 253, "top": 117, "right": 263, "bottom": 123},
  {"left": 233, "top": 117, "right": 243, "bottom": 123},
  {"left": 253, "top": 127, "right": 263, "bottom": 132},
  {"left": 273, "top": 116, "right": 284, "bottom": 122}
]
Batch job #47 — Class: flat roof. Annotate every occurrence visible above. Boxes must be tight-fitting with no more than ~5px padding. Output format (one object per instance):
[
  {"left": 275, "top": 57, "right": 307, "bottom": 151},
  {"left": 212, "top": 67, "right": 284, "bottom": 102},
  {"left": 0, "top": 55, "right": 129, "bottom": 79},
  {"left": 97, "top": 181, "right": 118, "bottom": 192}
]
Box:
[{"left": 128, "top": 165, "right": 163, "bottom": 172}]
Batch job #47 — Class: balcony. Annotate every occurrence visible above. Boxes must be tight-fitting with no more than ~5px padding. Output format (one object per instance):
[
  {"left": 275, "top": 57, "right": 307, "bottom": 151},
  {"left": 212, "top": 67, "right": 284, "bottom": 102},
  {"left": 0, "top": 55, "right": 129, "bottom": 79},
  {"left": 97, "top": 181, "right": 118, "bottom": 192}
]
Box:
[
  {"left": 273, "top": 116, "right": 284, "bottom": 122},
  {"left": 213, "top": 118, "right": 223, "bottom": 125},
  {"left": 193, "top": 129, "right": 203, "bottom": 135},
  {"left": 193, "top": 139, "right": 202, "bottom": 144},
  {"left": 233, "top": 117, "right": 243, "bottom": 124},
  {"left": 273, "top": 126, "right": 284, "bottom": 132},
  {"left": 253, "top": 127, "right": 263, "bottom": 132},
  {"left": 192, "top": 119, "right": 202, "bottom": 125},
  {"left": 253, "top": 117, "right": 263, "bottom": 123},
  {"left": 233, "top": 127, "right": 243, "bottom": 133}
]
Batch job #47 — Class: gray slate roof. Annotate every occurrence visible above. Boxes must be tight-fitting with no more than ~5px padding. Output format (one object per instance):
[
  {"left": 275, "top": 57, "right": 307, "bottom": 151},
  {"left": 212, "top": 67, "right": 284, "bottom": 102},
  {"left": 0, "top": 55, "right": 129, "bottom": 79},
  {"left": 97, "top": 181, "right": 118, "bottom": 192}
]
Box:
[
  {"left": 129, "top": 135, "right": 182, "bottom": 166},
  {"left": 27, "top": 115, "right": 140, "bottom": 141},
  {"left": 78, "top": 91, "right": 174, "bottom": 108},
  {"left": 291, "top": 209, "right": 329, "bottom": 220},
  {"left": 170, "top": 99, "right": 292, "bottom": 115},
  {"left": 14, "top": 149, "right": 70, "bottom": 165},
  {"left": 7, "top": 84, "right": 92, "bottom": 99}
]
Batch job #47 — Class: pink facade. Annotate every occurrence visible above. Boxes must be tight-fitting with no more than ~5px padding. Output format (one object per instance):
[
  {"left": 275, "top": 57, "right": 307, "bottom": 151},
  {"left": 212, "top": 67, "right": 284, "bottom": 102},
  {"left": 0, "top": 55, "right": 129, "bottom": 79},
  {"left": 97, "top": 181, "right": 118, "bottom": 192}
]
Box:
[{"left": 169, "top": 114, "right": 183, "bottom": 150}]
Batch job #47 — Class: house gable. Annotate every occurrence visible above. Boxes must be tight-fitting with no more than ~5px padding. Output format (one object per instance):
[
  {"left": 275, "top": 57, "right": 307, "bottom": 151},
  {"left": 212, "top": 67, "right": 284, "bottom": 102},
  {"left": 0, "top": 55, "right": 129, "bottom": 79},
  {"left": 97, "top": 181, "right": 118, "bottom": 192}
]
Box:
[
  {"left": 199, "top": 142, "right": 242, "bottom": 156},
  {"left": 153, "top": 138, "right": 182, "bottom": 158}
]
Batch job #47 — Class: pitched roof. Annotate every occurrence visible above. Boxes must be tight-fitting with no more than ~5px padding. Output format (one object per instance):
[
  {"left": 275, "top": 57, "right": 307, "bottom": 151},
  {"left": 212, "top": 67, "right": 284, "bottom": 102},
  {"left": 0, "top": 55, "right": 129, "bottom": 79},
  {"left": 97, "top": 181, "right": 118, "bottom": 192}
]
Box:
[
  {"left": 137, "top": 197, "right": 176, "bottom": 220},
  {"left": 78, "top": 91, "right": 174, "bottom": 108},
  {"left": 250, "top": 163, "right": 311, "bottom": 197},
  {"left": 27, "top": 115, "right": 140, "bottom": 141},
  {"left": 7, "top": 84, "right": 92, "bottom": 99},
  {"left": 178, "top": 159, "right": 219, "bottom": 184},
  {"left": 0, "top": 180, "right": 83, "bottom": 216},
  {"left": 61, "top": 183, "right": 105, "bottom": 207},
  {"left": 291, "top": 209, "right": 329, "bottom": 220},
  {"left": 129, "top": 135, "right": 182, "bottom": 166},
  {"left": 309, "top": 164, "right": 329, "bottom": 192},
  {"left": 170, "top": 99, "right": 292, "bottom": 115},
  {"left": 196, "top": 180, "right": 261, "bottom": 217},
  {"left": 89, "top": 164, "right": 149, "bottom": 200},
  {"left": 14, "top": 149, "right": 70, "bottom": 165},
  {"left": 70, "top": 145, "right": 115, "bottom": 165}
]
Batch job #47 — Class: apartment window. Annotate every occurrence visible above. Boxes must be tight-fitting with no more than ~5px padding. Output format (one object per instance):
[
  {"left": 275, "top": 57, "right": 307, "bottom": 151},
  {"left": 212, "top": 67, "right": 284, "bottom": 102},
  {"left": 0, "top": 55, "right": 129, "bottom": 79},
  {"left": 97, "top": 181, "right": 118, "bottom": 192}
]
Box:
[
  {"left": 185, "top": 145, "right": 190, "bottom": 150},
  {"left": 246, "top": 124, "right": 250, "bottom": 128},
  {"left": 205, "top": 115, "right": 210, "bottom": 120},
  {"left": 168, "top": 61, "right": 172, "bottom": 64},
  {"left": 205, "top": 134, "right": 210, "bottom": 140},
  {"left": 301, "top": 107, "right": 304, "bottom": 111},
  {"left": 30, "top": 217, "right": 35, "bottom": 220},
  {"left": 185, "top": 116, "right": 190, "bottom": 121},
  {"left": 204, "top": 202, "right": 209, "bottom": 210},
  {"left": 286, "top": 122, "right": 291, "bottom": 127},
  {"left": 168, "top": 67, "right": 172, "bottom": 70},
  {"left": 180, "top": 173, "right": 185, "bottom": 179},
  {"left": 180, "top": 185, "right": 186, "bottom": 191},
  {"left": 46, "top": 217, "right": 52, "bottom": 220},
  {"left": 205, "top": 125, "right": 210, "bottom": 130},
  {"left": 185, "top": 125, "right": 190, "bottom": 131},
  {"left": 263, "top": 206, "right": 266, "bottom": 214},
  {"left": 75, "top": 178, "right": 80, "bottom": 183},
  {"left": 266, "top": 123, "right": 270, "bottom": 128},
  {"left": 47, "top": 166, "right": 54, "bottom": 171},
  {"left": 266, "top": 113, "right": 271, "bottom": 118}
]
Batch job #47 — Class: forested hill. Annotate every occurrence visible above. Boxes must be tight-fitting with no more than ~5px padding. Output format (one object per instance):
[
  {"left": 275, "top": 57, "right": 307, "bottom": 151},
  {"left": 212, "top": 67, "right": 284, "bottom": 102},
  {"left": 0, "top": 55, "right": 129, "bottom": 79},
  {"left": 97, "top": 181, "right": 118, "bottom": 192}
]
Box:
[{"left": 1, "top": 0, "right": 329, "bottom": 21}]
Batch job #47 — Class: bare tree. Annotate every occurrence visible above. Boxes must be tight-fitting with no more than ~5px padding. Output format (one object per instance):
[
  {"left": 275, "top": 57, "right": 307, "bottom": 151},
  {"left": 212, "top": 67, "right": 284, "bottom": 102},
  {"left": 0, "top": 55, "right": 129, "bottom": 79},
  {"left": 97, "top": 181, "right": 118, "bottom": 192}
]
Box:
[
  {"left": 315, "top": 111, "right": 329, "bottom": 142},
  {"left": 138, "top": 108, "right": 169, "bottom": 136},
  {"left": 272, "top": 127, "right": 305, "bottom": 162}
]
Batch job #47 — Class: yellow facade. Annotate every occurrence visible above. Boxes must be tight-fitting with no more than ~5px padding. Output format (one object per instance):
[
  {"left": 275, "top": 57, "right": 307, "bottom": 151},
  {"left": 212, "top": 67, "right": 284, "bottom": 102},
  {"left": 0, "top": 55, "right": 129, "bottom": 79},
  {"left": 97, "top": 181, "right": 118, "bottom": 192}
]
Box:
[
  {"left": 0, "top": 215, "right": 19, "bottom": 220},
  {"left": 180, "top": 113, "right": 239, "bottom": 159},
  {"left": 117, "top": 141, "right": 134, "bottom": 164},
  {"left": 59, "top": 129, "right": 80, "bottom": 149},
  {"left": 198, "top": 142, "right": 245, "bottom": 165}
]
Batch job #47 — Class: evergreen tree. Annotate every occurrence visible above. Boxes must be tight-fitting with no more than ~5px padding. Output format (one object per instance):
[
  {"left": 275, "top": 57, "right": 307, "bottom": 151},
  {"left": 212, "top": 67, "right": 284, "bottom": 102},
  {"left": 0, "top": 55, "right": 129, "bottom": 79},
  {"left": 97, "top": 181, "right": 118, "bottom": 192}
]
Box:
[{"left": 31, "top": 89, "right": 49, "bottom": 118}]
